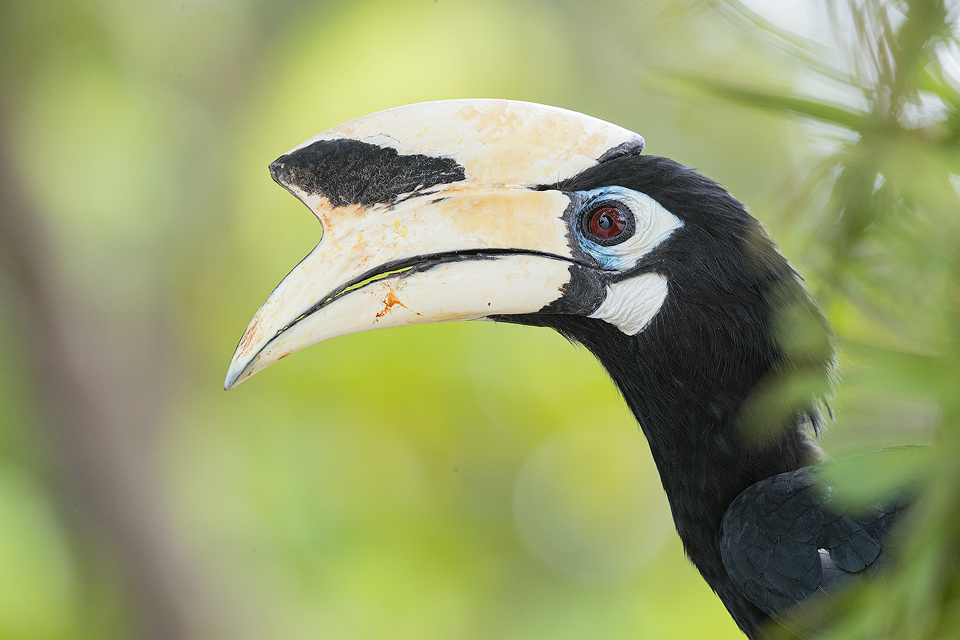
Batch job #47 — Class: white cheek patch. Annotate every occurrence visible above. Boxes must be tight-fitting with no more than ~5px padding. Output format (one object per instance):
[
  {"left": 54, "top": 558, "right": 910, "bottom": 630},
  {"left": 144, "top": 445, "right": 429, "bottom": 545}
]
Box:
[{"left": 588, "top": 273, "right": 669, "bottom": 335}]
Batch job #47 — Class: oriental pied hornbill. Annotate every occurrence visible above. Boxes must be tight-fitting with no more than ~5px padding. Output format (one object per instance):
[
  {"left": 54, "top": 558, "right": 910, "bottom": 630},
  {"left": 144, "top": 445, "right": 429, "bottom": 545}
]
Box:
[{"left": 225, "top": 99, "right": 907, "bottom": 639}]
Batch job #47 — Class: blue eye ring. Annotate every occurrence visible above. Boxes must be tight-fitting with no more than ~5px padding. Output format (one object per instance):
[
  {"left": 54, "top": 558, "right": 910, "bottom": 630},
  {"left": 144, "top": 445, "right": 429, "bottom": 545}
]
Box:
[{"left": 580, "top": 199, "right": 635, "bottom": 246}]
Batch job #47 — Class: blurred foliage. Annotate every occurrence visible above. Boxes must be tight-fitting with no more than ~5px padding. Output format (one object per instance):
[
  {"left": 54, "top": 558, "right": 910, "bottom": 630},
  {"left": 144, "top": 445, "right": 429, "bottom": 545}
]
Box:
[
  {"left": 682, "top": 1, "right": 960, "bottom": 637},
  {"left": 0, "top": 0, "right": 958, "bottom": 639}
]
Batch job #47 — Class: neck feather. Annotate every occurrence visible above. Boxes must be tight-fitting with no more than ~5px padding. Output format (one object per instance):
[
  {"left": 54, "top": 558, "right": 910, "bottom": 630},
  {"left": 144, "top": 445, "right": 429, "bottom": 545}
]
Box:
[{"left": 568, "top": 252, "right": 830, "bottom": 636}]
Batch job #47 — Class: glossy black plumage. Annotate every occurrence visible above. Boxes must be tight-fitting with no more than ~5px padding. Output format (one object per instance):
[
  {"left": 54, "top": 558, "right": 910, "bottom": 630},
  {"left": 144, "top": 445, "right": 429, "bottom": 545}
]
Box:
[
  {"left": 505, "top": 153, "right": 906, "bottom": 638},
  {"left": 722, "top": 467, "right": 909, "bottom": 635},
  {"left": 231, "top": 107, "right": 910, "bottom": 639}
]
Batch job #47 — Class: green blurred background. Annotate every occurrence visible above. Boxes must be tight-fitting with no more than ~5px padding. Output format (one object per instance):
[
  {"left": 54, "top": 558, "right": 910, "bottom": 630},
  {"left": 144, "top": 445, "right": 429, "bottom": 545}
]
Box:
[{"left": 1, "top": 1, "right": 958, "bottom": 638}]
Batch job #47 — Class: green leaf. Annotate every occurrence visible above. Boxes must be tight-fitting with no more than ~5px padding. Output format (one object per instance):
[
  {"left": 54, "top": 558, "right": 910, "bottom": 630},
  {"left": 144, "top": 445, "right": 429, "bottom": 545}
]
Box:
[{"left": 654, "top": 70, "right": 870, "bottom": 130}]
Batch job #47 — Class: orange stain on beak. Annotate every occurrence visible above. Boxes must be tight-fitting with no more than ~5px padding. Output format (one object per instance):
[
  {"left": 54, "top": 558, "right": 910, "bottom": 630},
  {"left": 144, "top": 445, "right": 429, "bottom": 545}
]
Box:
[{"left": 375, "top": 290, "right": 414, "bottom": 320}]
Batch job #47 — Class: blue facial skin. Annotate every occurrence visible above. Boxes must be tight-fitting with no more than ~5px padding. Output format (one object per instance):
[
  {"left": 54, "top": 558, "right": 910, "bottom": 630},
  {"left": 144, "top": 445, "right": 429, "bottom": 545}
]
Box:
[{"left": 570, "top": 186, "right": 683, "bottom": 272}]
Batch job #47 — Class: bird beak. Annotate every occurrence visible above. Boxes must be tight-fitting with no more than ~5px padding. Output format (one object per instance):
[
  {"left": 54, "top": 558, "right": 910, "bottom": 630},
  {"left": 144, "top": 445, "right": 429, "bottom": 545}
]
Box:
[{"left": 225, "top": 99, "right": 644, "bottom": 389}]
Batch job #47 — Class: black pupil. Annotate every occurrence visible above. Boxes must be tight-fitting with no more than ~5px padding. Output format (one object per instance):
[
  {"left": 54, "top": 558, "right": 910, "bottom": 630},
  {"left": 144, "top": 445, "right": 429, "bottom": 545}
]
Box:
[{"left": 589, "top": 206, "right": 626, "bottom": 239}]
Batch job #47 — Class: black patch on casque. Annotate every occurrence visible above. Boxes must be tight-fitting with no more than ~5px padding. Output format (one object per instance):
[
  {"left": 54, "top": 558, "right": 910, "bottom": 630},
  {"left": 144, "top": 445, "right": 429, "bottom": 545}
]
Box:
[{"left": 269, "top": 138, "right": 466, "bottom": 207}]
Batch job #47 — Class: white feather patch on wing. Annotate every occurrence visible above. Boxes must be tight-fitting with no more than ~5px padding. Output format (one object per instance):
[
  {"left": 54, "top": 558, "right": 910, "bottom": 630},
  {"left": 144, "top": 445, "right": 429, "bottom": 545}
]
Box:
[{"left": 588, "top": 273, "right": 669, "bottom": 335}]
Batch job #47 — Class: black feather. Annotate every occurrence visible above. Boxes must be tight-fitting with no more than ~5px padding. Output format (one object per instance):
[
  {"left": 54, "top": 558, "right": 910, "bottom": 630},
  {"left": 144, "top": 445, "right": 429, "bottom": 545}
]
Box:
[
  {"left": 721, "top": 467, "right": 909, "bottom": 636},
  {"left": 509, "top": 154, "right": 873, "bottom": 638}
]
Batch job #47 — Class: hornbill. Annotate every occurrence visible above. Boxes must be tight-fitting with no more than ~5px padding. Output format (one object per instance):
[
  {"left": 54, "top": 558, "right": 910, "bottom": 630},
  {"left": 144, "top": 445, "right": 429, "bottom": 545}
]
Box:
[{"left": 225, "top": 99, "right": 907, "bottom": 639}]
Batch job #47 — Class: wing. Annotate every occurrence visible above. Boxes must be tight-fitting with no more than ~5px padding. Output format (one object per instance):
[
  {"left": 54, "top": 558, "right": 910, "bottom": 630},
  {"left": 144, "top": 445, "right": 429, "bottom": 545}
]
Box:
[{"left": 719, "top": 467, "right": 909, "bottom": 620}]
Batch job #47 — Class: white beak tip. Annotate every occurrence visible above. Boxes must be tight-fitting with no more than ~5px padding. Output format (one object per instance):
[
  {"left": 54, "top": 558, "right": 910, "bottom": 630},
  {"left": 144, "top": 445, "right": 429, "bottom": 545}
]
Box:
[{"left": 223, "top": 359, "right": 252, "bottom": 390}]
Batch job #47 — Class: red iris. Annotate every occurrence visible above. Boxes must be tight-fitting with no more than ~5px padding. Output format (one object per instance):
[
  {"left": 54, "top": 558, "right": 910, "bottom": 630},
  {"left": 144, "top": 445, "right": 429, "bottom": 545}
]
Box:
[{"left": 589, "top": 206, "right": 627, "bottom": 239}]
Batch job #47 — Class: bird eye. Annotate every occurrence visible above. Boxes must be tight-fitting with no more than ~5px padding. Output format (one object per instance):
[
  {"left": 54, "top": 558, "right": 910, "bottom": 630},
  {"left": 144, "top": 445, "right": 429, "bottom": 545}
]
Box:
[
  {"left": 590, "top": 207, "right": 625, "bottom": 238},
  {"left": 581, "top": 201, "right": 634, "bottom": 245}
]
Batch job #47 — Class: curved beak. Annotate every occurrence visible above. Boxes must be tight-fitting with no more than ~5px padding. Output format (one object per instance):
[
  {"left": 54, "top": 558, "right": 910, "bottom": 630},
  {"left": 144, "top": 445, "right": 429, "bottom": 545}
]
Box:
[{"left": 225, "top": 99, "right": 644, "bottom": 389}]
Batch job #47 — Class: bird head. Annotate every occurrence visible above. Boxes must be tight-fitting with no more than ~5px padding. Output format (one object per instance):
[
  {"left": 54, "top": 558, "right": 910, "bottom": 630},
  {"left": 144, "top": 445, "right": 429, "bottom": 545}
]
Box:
[
  {"left": 225, "top": 98, "right": 831, "bottom": 443},
  {"left": 224, "top": 100, "right": 842, "bottom": 639}
]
